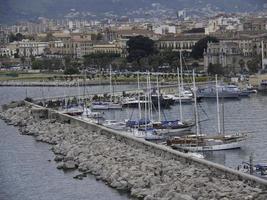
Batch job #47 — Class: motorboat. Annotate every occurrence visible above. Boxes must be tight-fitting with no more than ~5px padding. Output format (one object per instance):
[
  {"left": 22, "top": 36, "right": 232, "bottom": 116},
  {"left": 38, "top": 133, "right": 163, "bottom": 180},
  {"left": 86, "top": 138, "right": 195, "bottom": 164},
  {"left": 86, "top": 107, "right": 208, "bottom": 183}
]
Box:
[
  {"left": 197, "top": 84, "right": 241, "bottom": 99},
  {"left": 164, "top": 94, "right": 192, "bottom": 103},
  {"left": 60, "top": 105, "right": 84, "bottom": 116},
  {"left": 91, "top": 101, "right": 122, "bottom": 110},
  {"left": 122, "top": 97, "right": 148, "bottom": 108},
  {"left": 102, "top": 120, "right": 127, "bottom": 131},
  {"left": 82, "top": 108, "right": 104, "bottom": 119},
  {"left": 91, "top": 102, "right": 109, "bottom": 110}
]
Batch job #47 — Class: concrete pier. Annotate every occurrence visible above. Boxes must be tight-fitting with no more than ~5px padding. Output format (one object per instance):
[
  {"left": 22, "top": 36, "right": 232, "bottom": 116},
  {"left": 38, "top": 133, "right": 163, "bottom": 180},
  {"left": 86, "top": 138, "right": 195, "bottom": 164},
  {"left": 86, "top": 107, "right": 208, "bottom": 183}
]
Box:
[{"left": 1, "top": 101, "right": 267, "bottom": 199}]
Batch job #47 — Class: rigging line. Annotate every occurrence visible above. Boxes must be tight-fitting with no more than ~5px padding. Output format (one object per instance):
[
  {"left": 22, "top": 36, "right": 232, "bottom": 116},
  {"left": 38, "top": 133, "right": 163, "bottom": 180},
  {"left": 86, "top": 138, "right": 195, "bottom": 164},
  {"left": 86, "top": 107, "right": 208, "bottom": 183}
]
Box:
[
  {"left": 182, "top": 55, "right": 193, "bottom": 86},
  {"left": 197, "top": 102, "right": 209, "bottom": 120},
  {"left": 162, "top": 108, "right": 168, "bottom": 121},
  {"left": 129, "top": 107, "right": 135, "bottom": 121}
]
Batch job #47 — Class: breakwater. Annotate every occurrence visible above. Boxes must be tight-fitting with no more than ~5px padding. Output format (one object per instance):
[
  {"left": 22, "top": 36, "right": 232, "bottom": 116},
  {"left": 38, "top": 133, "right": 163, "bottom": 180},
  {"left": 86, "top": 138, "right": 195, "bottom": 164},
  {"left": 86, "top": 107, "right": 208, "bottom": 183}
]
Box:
[{"left": 1, "top": 102, "right": 267, "bottom": 200}]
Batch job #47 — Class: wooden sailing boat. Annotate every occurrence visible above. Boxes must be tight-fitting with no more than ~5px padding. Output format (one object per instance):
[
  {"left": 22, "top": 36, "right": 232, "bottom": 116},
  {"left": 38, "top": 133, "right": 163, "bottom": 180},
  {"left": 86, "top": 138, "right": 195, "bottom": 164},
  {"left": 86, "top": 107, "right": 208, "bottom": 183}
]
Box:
[{"left": 167, "top": 72, "right": 247, "bottom": 151}]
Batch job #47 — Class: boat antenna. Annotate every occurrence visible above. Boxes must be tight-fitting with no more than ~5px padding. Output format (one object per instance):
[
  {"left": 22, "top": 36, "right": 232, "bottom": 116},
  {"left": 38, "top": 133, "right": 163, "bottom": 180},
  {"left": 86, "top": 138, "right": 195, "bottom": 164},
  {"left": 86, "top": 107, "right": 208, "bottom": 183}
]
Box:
[
  {"left": 145, "top": 73, "right": 148, "bottom": 131},
  {"left": 262, "top": 40, "right": 265, "bottom": 70},
  {"left": 215, "top": 74, "right": 221, "bottom": 134},
  {"left": 249, "top": 153, "right": 254, "bottom": 175},
  {"left": 137, "top": 72, "right": 142, "bottom": 121},
  {"left": 179, "top": 50, "right": 184, "bottom": 90},
  {"left": 109, "top": 64, "right": 112, "bottom": 102},
  {"left": 157, "top": 73, "right": 161, "bottom": 122},
  {"left": 177, "top": 66, "right": 183, "bottom": 122},
  {"left": 193, "top": 70, "right": 199, "bottom": 135}
]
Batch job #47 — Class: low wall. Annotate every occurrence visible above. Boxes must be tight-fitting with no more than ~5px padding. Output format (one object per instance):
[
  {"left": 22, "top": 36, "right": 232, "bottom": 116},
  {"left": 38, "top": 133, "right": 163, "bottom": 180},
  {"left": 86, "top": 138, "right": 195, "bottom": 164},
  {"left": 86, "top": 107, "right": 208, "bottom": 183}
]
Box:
[{"left": 25, "top": 101, "right": 267, "bottom": 189}]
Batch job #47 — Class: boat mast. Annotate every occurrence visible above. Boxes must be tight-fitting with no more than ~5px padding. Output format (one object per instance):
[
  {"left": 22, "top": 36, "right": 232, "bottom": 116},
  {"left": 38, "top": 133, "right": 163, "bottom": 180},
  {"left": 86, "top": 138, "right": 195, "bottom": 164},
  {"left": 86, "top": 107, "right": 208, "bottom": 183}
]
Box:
[
  {"left": 149, "top": 73, "right": 153, "bottom": 121},
  {"left": 193, "top": 70, "right": 199, "bottom": 135},
  {"left": 109, "top": 64, "right": 112, "bottom": 102},
  {"left": 215, "top": 74, "right": 221, "bottom": 134},
  {"left": 177, "top": 67, "right": 183, "bottom": 122},
  {"left": 180, "top": 50, "right": 184, "bottom": 90},
  {"left": 42, "top": 77, "right": 45, "bottom": 106},
  {"left": 157, "top": 74, "right": 161, "bottom": 122},
  {"left": 262, "top": 40, "right": 265, "bottom": 70},
  {"left": 78, "top": 78, "right": 80, "bottom": 105},
  {"left": 137, "top": 72, "right": 142, "bottom": 121},
  {"left": 145, "top": 74, "right": 148, "bottom": 131},
  {"left": 222, "top": 95, "right": 225, "bottom": 135},
  {"left": 83, "top": 69, "right": 86, "bottom": 113}
]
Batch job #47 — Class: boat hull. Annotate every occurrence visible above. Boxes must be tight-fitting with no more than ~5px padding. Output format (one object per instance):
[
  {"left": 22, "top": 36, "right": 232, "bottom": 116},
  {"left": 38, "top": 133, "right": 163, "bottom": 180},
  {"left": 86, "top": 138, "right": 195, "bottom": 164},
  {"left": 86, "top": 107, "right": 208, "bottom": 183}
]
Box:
[
  {"left": 156, "top": 126, "right": 192, "bottom": 136},
  {"left": 172, "top": 140, "right": 244, "bottom": 152}
]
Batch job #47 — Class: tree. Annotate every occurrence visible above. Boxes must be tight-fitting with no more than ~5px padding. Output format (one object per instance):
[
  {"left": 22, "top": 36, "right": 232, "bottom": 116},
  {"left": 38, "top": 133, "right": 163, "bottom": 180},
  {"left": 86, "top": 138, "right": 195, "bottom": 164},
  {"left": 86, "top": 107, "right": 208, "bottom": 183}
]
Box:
[
  {"left": 9, "top": 33, "right": 25, "bottom": 42},
  {"left": 44, "top": 32, "right": 55, "bottom": 42},
  {"left": 91, "top": 33, "right": 103, "bottom": 41},
  {"left": 83, "top": 53, "right": 120, "bottom": 69},
  {"left": 16, "top": 33, "right": 24, "bottom": 41},
  {"left": 207, "top": 63, "right": 224, "bottom": 75},
  {"left": 64, "top": 67, "right": 80, "bottom": 75},
  {"left": 20, "top": 56, "right": 26, "bottom": 68},
  {"left": 247, "top": 57, "right": 261, "bottom": 73},
  {"left": 191, "top": 36, "right": 219, "bottom": 59},
  {"left": 239, "top": 59, "right": 246, "bottom": 73},
  {"left": 31, "top": 58, "right": 62, "bottom": 71},
  {"left": 127, "top": 35, "right": 156, "bottom": 63},
  {"left": 191, "top": 62, "right": 199, "bottom": 69}
]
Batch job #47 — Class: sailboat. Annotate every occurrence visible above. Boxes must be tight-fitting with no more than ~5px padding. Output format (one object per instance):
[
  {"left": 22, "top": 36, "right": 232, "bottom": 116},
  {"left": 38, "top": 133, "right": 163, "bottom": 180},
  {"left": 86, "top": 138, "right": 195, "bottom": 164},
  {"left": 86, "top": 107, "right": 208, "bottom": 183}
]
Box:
[
  {"left": 167, "top": 72, "right": 247, "bottom": 151},
  {"left": 91, "top": 65, "right": 122, "bottom": 110},
  {"left": 60, "top": 81, "right": 84, "bottom": 116},
  {"left": 151, "top": 72, "right": 194, "bottom": 136},
  {"left": 123, "top": 72, "right": 164, "bottom": 140}
]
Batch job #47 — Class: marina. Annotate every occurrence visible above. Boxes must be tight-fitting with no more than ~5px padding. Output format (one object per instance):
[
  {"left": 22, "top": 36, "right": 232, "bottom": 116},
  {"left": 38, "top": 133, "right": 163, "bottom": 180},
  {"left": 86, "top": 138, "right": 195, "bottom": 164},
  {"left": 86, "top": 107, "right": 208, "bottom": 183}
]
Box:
[
  {"left": 0, "top": 82, "right": 266, "bottom": 168},
  {"left": 1, "top": 82, "right": 267, "bottom": 199},
  {"left": 2, "top": 1, "right": 267, "bottom": 199}
]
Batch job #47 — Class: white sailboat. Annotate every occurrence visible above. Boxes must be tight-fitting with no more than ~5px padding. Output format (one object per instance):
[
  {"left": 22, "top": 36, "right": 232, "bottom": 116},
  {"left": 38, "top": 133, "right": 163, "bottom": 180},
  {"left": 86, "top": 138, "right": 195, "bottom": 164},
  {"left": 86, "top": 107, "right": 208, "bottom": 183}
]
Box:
[
  {"left": 151, "top": 71, "right": 194, "bottom": 136},
  {"left": 91, "top": 65, "right": 122, "bottom": 110},
  {"left": 167, "top": 72, "right": 247, "bottom": 151},
  {"left": 60, "top": 81, "right": 84, "bottom": 116}
]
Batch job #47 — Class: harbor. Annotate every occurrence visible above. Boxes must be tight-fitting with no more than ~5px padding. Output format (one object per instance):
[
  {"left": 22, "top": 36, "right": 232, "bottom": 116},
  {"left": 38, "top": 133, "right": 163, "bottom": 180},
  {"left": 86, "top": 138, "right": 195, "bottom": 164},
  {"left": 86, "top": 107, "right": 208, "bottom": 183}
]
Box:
[
  {"left": 1, "top": 82, "right": 267, "bottom": 199},
  {"left": 2, "top": 1, "right": 267, "bottom": 199},
  {"left": 1, "top": 101, "right": 267, "bottom": 199}
]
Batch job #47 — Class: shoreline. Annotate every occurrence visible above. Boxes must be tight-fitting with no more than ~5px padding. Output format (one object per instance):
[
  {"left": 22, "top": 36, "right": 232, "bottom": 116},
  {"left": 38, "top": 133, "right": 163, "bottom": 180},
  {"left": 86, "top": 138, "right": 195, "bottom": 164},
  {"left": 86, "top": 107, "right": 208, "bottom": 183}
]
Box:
[{"left": 0, "top": 102, "right": 266, "bottom": 199}]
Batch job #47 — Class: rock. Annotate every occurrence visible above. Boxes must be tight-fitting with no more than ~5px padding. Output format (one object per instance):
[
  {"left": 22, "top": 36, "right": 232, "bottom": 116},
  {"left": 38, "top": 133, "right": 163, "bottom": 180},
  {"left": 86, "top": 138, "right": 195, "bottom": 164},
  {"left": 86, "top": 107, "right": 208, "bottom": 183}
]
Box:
[
  {"left": 54, "top": 155, "right": 64, "bottom": 162},
  {"left": 57, "top": 163, "right": 64, "bottom": 169},
  {"left": 73, "top": 173, "right": 87, "bottom": 180},
  {"left": 173, "top": 194, "right": 194, "bottom": 200},
  {"left": 63, "top": 160, "right": 77, "bottom": 170},
  {"left": 2, "top": 103, "right": 265, "bottom": 200}
]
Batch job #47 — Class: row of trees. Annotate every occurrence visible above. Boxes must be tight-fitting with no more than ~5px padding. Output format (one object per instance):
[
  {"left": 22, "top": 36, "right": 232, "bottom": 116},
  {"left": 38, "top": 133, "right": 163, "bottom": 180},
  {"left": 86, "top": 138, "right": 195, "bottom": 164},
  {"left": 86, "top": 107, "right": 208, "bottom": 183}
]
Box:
[
  {"left": 31, "top": 57, "right": 80, "bottom": 74},
  {"left": 124, "top": 35, "right": 218, "bottom": 71}
]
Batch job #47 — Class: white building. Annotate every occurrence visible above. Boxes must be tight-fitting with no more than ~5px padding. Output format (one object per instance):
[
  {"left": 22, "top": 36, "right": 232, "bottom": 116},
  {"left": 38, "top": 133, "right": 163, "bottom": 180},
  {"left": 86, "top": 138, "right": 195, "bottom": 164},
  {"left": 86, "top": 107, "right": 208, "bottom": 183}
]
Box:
[
  {"left": 154, "top": 25, "right": 176, "bottom": 35},
  {"left": 0, "top": 47, "right": 12, "bottom": 57},
  {"left": 205, "top": 16, "right": 241, "bottom": 35},
  {"left": 18, "top": 40, "right": 48, "bottom": 57}
]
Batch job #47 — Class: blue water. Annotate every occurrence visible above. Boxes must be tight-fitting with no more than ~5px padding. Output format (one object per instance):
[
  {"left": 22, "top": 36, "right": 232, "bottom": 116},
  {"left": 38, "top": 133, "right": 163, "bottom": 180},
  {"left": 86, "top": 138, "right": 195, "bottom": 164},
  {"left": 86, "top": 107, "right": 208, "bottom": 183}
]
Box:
[
  {"left": 0, "top": 86, "right": 130, "bottom": 200},
  {"left": 1, "top": 86, "right": 267, "bottom": 200},
  {"left": 103, "top": 94, "right": 267, "bottom": 169}
]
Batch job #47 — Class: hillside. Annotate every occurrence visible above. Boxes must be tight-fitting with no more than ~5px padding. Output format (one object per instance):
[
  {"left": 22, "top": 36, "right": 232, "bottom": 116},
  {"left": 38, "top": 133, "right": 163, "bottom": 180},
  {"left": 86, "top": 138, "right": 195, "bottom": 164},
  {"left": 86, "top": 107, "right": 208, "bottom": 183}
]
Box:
[{"left": 0, "top": 0, "right": 265, "bottom": 24}]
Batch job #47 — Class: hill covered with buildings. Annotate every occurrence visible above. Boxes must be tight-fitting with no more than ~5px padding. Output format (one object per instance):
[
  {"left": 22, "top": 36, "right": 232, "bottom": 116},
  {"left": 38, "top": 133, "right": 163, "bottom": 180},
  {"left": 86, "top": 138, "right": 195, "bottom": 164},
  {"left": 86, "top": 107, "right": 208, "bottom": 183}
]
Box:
[{"left": 0, "top": 0, "right": 266, "bottom": 24}]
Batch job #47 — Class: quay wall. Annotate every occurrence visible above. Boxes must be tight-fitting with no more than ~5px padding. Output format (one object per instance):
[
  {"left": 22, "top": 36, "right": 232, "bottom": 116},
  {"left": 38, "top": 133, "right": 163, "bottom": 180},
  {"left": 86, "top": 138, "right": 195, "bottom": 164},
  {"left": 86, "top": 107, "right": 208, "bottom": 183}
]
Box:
[{"left": 25, "top": 101, "right": 267, "bottom": 189}]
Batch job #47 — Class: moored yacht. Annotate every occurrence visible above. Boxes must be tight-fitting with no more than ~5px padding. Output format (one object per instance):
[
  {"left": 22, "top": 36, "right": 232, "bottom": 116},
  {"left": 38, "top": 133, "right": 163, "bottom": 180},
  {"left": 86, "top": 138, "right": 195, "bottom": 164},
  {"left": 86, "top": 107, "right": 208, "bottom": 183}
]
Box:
[{"left": 167, "top": 73, "right": 247, "bottom": 152}]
